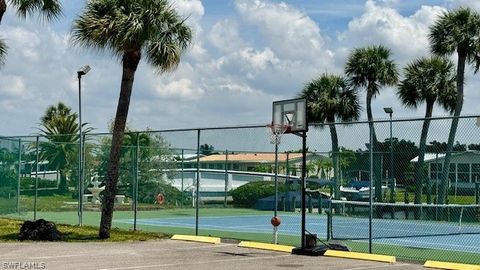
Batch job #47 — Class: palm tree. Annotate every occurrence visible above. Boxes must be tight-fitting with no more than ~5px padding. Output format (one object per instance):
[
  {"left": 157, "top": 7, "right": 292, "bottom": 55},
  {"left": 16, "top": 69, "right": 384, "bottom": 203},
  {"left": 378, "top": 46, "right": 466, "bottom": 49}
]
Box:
[
  {"left": 0, "top": 0, "right": 62, "bottom": 66},
  {"left": 72, "top": 0, "right": 192, "bottom": 239},
  {"left": 39, "top": 102, "right": 92, "bottom": 193},
  {"left": 345, "top": 45, "right": 398, "bottom": 201},
  {"left": 429, "top": 7, "right": 480, "bottom": 204},
  {"left": 299, "top": 74, "right": 361, "bottom": 200},
  {"left": 398, "top": 56, "right": 456, "bottom": 207},
  {"left": 0, "top": 0, "right": 62, "bottom": 24}
]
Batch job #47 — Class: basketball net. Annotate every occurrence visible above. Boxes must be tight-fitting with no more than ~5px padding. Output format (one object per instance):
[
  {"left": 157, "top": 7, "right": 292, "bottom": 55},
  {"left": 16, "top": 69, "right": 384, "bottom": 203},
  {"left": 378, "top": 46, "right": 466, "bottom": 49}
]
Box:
[{"left": 267, "top": 123, "right": 291, "bottom": 145}]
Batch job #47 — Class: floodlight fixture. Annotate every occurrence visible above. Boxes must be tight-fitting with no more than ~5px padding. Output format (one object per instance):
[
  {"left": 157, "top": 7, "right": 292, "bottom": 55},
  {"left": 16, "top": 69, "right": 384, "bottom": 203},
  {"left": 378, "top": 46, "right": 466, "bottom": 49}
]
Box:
[{"left": 77, "top": 65, "right": 91, "bottom": 77}]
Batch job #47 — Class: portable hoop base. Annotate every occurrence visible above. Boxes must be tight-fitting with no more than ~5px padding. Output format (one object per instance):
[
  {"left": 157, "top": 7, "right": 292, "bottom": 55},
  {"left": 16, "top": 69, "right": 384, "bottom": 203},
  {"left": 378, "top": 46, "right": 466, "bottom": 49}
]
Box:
[{"left": 292, "top": 245, "right": 329, "bottom": 256}]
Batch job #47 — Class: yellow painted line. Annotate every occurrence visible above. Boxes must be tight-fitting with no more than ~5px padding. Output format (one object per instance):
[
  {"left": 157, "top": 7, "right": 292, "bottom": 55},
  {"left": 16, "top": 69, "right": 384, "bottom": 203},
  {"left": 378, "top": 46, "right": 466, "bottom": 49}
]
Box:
[
  {"left": 324, "top": 250, "right": 395, "bottom": 263},
  {"left": 424, "top": 260, "right": 480, "bottom": 270},
  {"left": 238, "top": 241, "right": 294, "bottom": 253},
  {"left": 171, "top": 234, "right": 221, "bottom": 244}
]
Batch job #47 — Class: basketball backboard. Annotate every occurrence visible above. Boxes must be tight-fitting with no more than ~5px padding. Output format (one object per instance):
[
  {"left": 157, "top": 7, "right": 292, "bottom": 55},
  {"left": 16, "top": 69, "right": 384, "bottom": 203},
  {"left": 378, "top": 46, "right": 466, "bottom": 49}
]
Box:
[{"left": 272, "top": 98, "right": 308, "bottom": 133}]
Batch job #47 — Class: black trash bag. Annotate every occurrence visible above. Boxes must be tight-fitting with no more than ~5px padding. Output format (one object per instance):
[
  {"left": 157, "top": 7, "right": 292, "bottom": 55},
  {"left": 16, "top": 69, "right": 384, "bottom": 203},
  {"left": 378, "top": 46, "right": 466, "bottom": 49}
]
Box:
[{"left": 18, "top": 219, "right": 62, "bottom": 241}]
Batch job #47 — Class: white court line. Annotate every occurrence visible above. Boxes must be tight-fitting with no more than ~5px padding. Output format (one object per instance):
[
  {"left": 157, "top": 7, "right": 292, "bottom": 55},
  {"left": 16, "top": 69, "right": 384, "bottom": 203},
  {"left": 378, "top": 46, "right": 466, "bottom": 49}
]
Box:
[
  {"left": 99, "top": 254, "right": 292, "bottom": 270},
  {"left": 376, "top": 238, "right": 480, "bottom": 251}
]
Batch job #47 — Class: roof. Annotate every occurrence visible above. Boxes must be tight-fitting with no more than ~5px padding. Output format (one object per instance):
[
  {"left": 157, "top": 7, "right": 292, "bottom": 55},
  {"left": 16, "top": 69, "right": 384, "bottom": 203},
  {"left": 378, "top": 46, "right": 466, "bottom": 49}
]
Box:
[
  {"left": 197, "top": 152, "right": 321, "bottom": 163},
  {"left": 410, "top": 151, "right": 480, "bottom": 162}
]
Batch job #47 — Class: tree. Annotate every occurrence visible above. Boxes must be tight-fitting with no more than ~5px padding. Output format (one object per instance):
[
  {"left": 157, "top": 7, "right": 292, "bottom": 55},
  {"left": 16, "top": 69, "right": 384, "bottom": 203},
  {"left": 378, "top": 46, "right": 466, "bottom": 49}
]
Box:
[
  {"left": 94, "top": 128, "right": 176, "bottom": 203},
  {"left": 299, "top": 74, "right": 361, "bottom": 200},
  {"left": 397, "top": 56, "right": 456, "bottom": 205},
  {"left": 0, "top": 0, "right": 62, "bottom": 23},
  {"left": 345, "top": 45, "right": 398, "bottom": 201},
  {"left": 39, "top": 102, "right": 91, "bottom": 193},
  {"left": 429, "top": 7, "right": 480, "bottom": 204},
  {"left": 72, "top": 0, "right": 192, "bottom": 238},
  {"left": 0, "top": 0, "right": 62, "bottom": 66},
  {"left": 199, "top": 144, "right": 215, "bottom": 155}
]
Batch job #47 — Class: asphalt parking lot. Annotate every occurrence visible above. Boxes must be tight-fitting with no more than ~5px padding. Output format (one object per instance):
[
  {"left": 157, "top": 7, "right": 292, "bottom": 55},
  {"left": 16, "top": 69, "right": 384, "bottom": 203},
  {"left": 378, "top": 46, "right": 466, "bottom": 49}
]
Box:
[{"left": 0, "top": 239, "right": 426, "bottom": 270}]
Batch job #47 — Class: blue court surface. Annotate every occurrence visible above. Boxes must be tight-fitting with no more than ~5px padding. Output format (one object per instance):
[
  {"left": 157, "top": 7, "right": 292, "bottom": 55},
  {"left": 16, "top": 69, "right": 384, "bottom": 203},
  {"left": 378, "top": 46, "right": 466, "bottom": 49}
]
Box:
[{"left": 115, "top": 213, "right": 480, "bottom": 254}]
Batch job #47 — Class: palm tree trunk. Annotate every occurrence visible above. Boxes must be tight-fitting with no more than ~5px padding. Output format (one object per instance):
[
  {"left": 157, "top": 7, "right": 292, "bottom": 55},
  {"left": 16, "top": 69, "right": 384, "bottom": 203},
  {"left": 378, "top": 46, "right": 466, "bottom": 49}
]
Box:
[
  {"left": 58, "top": 169, "right": 68, "bottom": 193},
  {"left": 415, "top": 101, "right": 434, "bottom": 205},
  {"left": 367, "top": 90, "right": 381, "bottom": 202},
  {"left": 329, "top": 122, "right": 340, "bottom": 200},
  {"left": 438, "top": 53, "right": 465, "bottom": 206},
  {"left": 414, "top": 101, "right": 434, "bottom": 219},
  {"left": 0, "top": 0, "right": 6, "bottom": 23},
  {"left": 99, "top": 50, "right": 141, "bottom": 239}
]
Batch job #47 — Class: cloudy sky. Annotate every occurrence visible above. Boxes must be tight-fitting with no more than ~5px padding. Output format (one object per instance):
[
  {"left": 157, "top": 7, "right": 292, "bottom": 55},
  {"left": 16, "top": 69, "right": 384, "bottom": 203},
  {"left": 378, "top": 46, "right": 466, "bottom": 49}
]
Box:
[{"left": 1, "top": 0, "right": 480, "bottom": 136}]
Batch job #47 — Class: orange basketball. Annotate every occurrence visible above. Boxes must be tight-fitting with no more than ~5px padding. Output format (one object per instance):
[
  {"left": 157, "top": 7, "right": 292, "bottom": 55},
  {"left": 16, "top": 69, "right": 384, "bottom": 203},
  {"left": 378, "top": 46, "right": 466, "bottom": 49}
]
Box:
[
  {"left": 271, "top": 216, "right": 281, "bottom": 227},
  {"left": 156, "top": 193, "right": 165, "bottom": 205}
]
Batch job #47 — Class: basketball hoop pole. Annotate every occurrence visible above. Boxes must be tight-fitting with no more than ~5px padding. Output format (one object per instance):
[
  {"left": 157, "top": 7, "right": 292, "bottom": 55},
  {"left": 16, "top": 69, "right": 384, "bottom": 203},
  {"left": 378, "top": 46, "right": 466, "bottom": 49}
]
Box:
[{"left": 300, "top": 131, "right": 307, "bottom": 250}]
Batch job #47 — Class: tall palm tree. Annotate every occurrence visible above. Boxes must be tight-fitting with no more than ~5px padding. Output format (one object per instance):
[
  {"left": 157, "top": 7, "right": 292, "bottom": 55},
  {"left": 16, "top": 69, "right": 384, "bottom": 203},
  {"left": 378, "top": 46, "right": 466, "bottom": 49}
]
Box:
[
  {"left": 398, "top": 56, "right": 456, "bottom": 207},
  {"left": 345, "top": 45, "right": 398, "bottom": 201},
  {"left": 429, "top": 7, "right": 480, "bottom": 204},
  {"left": 72, "top": 0, "right": 192, "bottom": 239},
  {"left": 299, "top": 74, "right": 361, "bottom": 200},
  {"left": 39, "top": 102, "right": 92, "bottom": 193}
]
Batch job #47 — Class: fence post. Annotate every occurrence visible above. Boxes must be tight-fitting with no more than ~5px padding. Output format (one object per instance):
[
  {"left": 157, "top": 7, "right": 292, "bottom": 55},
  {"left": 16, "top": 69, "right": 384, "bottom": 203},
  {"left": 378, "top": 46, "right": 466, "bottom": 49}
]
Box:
[
  {"left": 327, "top": 199, "right": 332, "bottom": 241},
  {"left": 34, "top": 136, "right": 39, "bottom": 220},
  {"left": 224, "top": 149, "right": 228, "bottom": 207},
  {"left": 195, "top": 129, "right": 201, "bottom": 236},
  {"left": 368, "top": 122, "right": 373, "bottom": 254},
  {"left": 17, "top": 138, "right": 22, "bottom": 213},
  {"left": 133, "top": 132, "right": 139, "bottom": 231},
  {"left": 476, "top": 181, "right": 479, "bottom": 205},
  {"left": 181, "top": 149, "right": 184, "bottom": 208},
  {"left": 79, "top": 132, "right": 86, "bottom": 226}
]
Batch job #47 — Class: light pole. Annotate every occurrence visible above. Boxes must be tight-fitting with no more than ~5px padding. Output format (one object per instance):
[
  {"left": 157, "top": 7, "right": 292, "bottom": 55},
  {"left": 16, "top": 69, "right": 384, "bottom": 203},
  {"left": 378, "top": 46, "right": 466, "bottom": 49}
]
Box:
[
  {"left": 77, "top": 65, "right": 91, "bottom": 226},
  {"left": 383, "top": 107, "right": 394, "bottom": 202}
]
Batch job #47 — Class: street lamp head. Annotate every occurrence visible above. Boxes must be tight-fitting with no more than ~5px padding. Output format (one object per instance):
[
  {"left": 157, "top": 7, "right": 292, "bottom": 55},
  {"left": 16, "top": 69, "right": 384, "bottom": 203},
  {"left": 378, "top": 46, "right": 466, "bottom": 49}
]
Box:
[
  {"left": 77, "top": 65, "right": 91, "bottom": 77},
  {"left": 383, "top": 107, "right": 393, "bottom": 114}
]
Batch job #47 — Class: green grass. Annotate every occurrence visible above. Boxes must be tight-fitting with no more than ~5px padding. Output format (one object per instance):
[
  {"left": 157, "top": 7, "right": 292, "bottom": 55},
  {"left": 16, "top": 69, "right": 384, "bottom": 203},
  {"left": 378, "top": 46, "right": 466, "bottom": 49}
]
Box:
[{"left": 0, "top": 218, "right": 167, "bottom": 242}]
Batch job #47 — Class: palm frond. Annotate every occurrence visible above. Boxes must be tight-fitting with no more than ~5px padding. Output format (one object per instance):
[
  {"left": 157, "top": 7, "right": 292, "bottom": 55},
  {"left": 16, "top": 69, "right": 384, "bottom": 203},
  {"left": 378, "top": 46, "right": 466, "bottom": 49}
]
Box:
[
  {"left": 10, "top": 0, "right": 62, "bottom": 22},
  {"left": 398, "top": 56, "right": 456, "bottom": 113},
  {"left": 71, "top": 0, "right": 192, "bottom": 71},
  {"left": 0, "top": 38, "right": 7, "bottom": 66},
  {"left": 429, "top": 7, "right": 480, "bottom": 59}
]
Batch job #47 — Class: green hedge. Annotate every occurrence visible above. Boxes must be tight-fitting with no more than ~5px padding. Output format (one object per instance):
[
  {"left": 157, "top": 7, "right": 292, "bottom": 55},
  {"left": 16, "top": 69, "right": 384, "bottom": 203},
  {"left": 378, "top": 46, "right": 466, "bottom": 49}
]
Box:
[{"left": 231, "top": 181, "right": 286, "bottom": 208}]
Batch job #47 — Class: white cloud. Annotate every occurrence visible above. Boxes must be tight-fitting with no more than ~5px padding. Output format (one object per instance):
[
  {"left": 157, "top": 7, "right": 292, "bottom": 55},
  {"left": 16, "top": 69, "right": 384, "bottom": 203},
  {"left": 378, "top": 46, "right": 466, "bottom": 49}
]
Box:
[
  {"left": 155, "top": 78, "right": 205, "bottom": 100},
  {"left": 234, "top": 0, "right": 332, "bottom": 65},
  {"left": 0, "top": 75, "right": 27, "bottom": 98},
  {"left": 339, "top": 1, "right": 446, "bottom": 65},
  {"left": 208, "top": 19, "right": 246, "bottom": 53}
]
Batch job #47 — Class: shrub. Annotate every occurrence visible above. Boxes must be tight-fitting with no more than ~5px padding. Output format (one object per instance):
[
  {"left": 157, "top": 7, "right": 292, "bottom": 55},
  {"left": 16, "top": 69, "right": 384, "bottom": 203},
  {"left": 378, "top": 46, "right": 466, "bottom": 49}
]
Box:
[
  {"left": 231, "top": 181, "right": 286, "bottom": 208},
  {"left": 20, "top": 177, "right": 57, "bottom": 189},
  {"left": 117, "top": 181, "right": 183, "bottom": 206}
]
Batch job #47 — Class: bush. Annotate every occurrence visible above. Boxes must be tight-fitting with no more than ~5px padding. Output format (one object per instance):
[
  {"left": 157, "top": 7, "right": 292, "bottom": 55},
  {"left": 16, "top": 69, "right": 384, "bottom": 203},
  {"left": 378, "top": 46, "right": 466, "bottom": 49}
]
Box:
[
  {"left": 117, "top": 181, "right": 183, "bottom": 206},
  {"left": 20, "top": 177, "right": 58, "bottom": 189},
  {"left": 0, "top": 187, "right": 16, "bottom": 198},
  {"left": 231, "top": 181, "right": 286, "bottom": 208}
]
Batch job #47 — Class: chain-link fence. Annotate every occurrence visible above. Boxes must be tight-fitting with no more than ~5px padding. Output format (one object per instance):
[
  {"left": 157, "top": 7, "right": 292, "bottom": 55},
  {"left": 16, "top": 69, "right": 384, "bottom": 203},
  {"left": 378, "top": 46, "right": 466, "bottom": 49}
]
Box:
[{"left": 1, "top": 115, "right": 480, "bottom": 263}]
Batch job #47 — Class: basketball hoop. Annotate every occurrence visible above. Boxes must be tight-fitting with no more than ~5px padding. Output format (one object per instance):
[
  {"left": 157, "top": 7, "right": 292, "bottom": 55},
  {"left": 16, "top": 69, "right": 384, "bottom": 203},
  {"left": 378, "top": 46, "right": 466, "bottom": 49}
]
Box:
[{"left": 266, "top": 123, "right": 291, "bottom": 145}]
